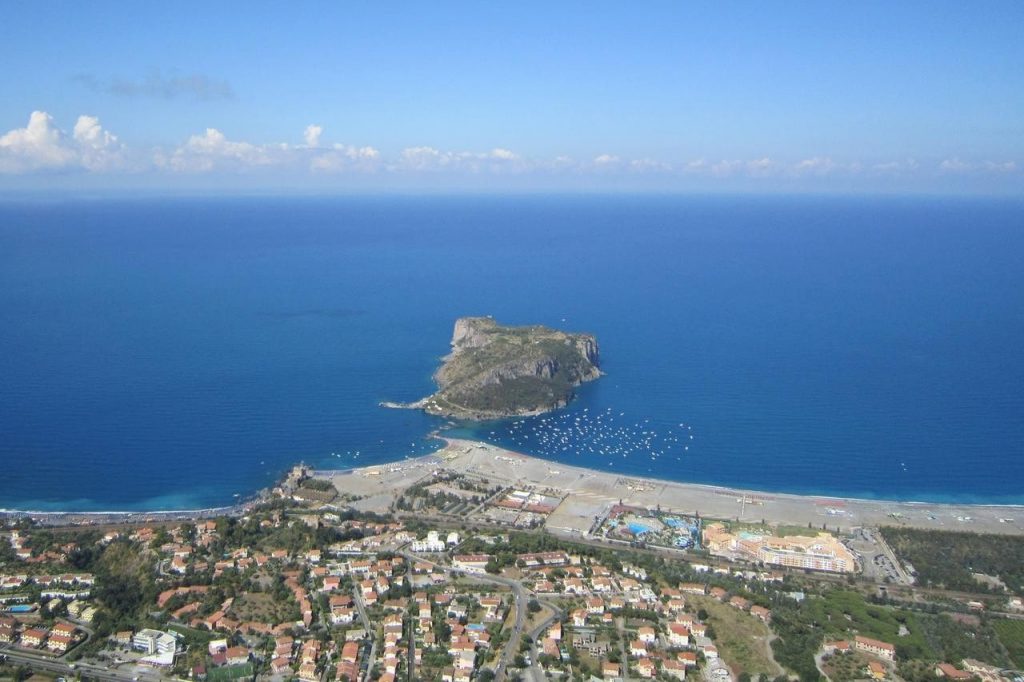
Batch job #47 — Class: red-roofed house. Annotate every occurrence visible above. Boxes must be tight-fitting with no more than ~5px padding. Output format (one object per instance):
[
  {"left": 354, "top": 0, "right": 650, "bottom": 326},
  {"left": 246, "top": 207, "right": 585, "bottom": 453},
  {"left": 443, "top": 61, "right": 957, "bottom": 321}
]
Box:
[
  {"left": 855, "top": 635, "right": 896, "bottom": 661},
  {"left": 21, "top": 628, "right": 47, "bottom": 648},
  {"left": 935, "top": 663, "right": 972, "bottom": 680}
]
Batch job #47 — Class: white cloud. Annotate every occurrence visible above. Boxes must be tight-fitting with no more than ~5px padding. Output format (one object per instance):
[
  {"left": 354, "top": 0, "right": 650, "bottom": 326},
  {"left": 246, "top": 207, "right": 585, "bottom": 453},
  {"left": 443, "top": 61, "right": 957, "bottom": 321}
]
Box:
[
  {"left": 158, "top": 124, "right": 383, "bottom": 174},
  {"left": 396, "top": 145, "right": 526, "bottom": 173},
  {"left": 583, "top": 154, "right": 625, "bottom": 174},
  {"left": 304, "top": 124, "right": 323, "bottom": 148},
  {"left": 72, "top": 115, "right": 125, "bottom": 171},
  {"left": 160, "top": 128, "right": 273, "bottom": 172},
  {"left": 0, "top": 111, "right": 75, "bottom": 172},
  {"left": 0, "top": 111, "right": 125, "bottom": 173},
  {"left": 73, "top": 115, "right": 115, "bottom": 147},
  {"left": 710, "top": 160, "right": 744, "bottom": 177},
  {"left": 873, "top": 159, "right": 919, "bottom": 174},
  {"left": 794, "top": 157, "right": 838, "bottom": 175},
  {"left": 982, "top": 160, "right": 1017, "bottom": 173},
  {"left": 3, "top": 110, "right": 1019, "bottom": 188},
  {"left": 938, "top": 158, "right": 1019, "bottom": 174},
  {"left": 746, "top": 157, "right": 774, "bottom": 176},
  {"left": 938, "top": 157, "right": 972, "bottom": 173},
  {"left": 629, "top": 158, "right": 672, "bottom": 173},
  {"left": 356, "top": 146, "right": 379, "bottom": 160},
  {"left": 309, "top": 143, "right": 381, "bottom": 173},
  {"left": 399, "top": 146, "right": 450, "bottom": 170}
]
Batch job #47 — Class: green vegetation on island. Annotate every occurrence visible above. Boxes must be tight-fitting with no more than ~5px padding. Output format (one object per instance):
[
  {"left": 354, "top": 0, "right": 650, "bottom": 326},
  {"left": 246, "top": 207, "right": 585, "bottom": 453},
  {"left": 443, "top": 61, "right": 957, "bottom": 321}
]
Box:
[{"left": 406, "top": 316, "right": 601, "bottom": 420}]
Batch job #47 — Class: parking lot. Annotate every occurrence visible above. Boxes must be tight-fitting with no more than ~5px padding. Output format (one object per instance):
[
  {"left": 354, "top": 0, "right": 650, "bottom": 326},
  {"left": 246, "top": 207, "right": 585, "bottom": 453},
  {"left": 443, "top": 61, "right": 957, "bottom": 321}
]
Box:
[{"left": 846, "top": 527, "right": 914, "bottom": 584}]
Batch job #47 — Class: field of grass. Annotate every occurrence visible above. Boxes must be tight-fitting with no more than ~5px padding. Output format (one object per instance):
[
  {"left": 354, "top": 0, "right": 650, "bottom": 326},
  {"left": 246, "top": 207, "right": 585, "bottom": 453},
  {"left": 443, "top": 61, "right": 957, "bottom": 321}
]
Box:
[
  {"left": 206, "top": 663, "right": 254, "bottom": 682},
  {"left": 231, "top": 591, "right": 293, "bottom": 623},
  {"left": 994, "top": 618, "right": 1024, "bottom": 668},
  {"left": 166, "top": 622, "right": 215, "bottom": 645},
  {"left": 690, "top": 595, "right": 783, "bottom": 678},
  {"left": 523, "top": 603, "right": 555, "bottom": 634},
  {"left": 709, "top": 520, "right": 836, "bottom": 538},
  {"left": 776, "top": 524, "right": 837, "bottom": 537}
]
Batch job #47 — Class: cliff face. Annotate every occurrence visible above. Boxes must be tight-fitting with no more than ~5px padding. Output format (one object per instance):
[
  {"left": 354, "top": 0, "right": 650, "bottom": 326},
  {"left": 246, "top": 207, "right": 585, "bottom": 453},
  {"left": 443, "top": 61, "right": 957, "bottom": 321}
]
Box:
[{"left": 420, "top": 316, "right": 601, "bottom": 420}]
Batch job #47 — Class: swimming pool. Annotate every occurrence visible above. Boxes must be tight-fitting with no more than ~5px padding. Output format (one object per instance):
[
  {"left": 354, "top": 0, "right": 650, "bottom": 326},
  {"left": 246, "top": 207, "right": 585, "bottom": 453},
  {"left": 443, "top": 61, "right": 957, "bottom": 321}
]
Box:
[{"left": 5, "top": 605, "right": 35, "bottom": 613}]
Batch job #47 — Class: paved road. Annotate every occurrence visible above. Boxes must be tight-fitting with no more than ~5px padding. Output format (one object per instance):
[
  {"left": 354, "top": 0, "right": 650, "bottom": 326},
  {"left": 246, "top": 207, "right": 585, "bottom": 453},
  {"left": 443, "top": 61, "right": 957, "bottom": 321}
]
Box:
[
  {"left": 397, "top": 549, "right": 530, "bottom": 682},
  {"left": 867, "top": 527, "right": 914, "bottom": 584},
  {"left": 352, "top": 586, "right": 377, "bottom": 682},
  {"left": 523, "top": 603, "right": 564, "bottom": 682},
  {"left": 615, "top": 616, "right": 630, "bottom": 682},
  {"left": 0, "top": 645, "right": 165, "bottom": 682},
  {"left": 497, "top": 580, "right": 528, "bottom": 682},
  {"left": 406, "top": 610, "right": 416, "bottom": 682}
]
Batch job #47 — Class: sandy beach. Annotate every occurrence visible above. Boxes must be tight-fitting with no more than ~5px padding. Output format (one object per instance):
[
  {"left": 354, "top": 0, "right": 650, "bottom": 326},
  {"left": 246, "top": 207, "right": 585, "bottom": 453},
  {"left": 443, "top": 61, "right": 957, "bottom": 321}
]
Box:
[{"left": 325, "top": 437, "right": 1024, "bottom": 537}]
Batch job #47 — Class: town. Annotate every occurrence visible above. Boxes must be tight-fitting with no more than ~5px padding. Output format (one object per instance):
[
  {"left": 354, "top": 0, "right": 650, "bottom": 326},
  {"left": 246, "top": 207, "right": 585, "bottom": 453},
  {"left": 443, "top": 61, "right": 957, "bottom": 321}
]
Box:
[{"left": 2, "top": 457, "right": 1024, "bottom": 682}]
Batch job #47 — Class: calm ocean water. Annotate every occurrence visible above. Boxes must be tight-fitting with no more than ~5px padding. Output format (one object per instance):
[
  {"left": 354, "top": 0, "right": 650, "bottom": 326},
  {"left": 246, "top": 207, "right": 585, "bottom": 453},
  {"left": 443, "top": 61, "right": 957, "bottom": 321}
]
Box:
[{"left": 1, "top": 195, "right": 1022, "bottom": 510}]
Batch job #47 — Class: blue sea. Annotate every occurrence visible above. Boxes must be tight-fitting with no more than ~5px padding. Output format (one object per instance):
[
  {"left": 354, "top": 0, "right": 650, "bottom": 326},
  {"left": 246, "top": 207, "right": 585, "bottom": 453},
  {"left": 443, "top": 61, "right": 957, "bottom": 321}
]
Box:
[{"left": 1, "top": 195, "right": 1023, "bottom": 510}]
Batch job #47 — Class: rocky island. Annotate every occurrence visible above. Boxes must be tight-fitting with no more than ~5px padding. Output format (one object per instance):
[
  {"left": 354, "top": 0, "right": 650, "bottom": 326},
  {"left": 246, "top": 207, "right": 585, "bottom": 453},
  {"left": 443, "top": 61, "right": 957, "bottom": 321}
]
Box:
[{"left": 387, "top": 316, "right": 601, "bottom": 420}]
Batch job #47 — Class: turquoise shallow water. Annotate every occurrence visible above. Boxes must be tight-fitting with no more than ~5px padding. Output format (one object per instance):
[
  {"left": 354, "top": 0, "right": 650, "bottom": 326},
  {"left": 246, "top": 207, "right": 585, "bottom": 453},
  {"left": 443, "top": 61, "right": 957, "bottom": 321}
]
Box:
[{"left": 1, "top": 195, "right": 1022, "bottom": 510}]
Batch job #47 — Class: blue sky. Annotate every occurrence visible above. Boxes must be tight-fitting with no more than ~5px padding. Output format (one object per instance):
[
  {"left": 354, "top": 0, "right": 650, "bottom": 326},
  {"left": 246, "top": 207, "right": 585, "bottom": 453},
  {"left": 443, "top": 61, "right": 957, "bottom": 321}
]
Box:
[{"left": 1, "top": 1, "right": 1022, "bottom": 193}]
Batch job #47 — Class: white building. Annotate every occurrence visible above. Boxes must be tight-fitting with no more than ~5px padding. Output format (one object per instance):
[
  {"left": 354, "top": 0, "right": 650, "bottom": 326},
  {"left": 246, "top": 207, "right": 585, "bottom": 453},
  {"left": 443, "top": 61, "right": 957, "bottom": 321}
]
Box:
[
  {"left": 132, "top": 629, "right": 177, "bottom": 655},
  {"left": 412, "top": 531, "right": 446, "bottom": 553}
]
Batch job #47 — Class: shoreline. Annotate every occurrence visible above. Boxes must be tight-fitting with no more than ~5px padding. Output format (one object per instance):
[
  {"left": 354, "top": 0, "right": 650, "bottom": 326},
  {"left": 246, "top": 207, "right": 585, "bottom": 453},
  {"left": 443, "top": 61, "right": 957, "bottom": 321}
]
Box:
[
  {"left": 4, "top": 438, "right": 1024, "bottom": 533},
  {"left": 328, "top": 437, "right": 1024, "bottom": 536},
  {"left": 0, "top": 505, "right": 240, "bottom": 517},
  {"left": 442, "top": 437, "right": 1024, "bottom": 516},
  {"left": 441, "top": 443, "right": 1024, "bottom": 509}
]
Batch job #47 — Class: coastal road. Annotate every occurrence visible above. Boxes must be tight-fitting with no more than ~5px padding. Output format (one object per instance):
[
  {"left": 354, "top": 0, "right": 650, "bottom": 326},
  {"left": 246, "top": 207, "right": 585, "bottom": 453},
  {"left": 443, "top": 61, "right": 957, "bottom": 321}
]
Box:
[{"left": 0, "top": 645, "right": 165, "bottom": 682}]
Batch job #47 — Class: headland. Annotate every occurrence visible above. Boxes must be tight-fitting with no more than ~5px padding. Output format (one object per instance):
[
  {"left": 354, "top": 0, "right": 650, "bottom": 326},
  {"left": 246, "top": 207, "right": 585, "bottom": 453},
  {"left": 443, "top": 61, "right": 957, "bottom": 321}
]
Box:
[{"left": 383, "top": 316, "right": 601, "bottom": 420}]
